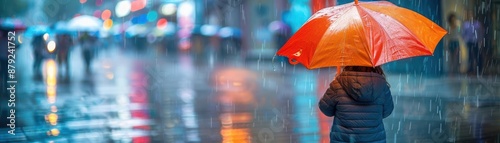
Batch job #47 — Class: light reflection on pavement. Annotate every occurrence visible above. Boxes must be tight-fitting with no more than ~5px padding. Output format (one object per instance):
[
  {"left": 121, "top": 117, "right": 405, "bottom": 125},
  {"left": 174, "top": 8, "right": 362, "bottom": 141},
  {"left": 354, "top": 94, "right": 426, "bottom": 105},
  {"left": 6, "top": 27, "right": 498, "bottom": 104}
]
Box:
[{"left": 0, "top": 43, "right": 499, "bottom": 143}]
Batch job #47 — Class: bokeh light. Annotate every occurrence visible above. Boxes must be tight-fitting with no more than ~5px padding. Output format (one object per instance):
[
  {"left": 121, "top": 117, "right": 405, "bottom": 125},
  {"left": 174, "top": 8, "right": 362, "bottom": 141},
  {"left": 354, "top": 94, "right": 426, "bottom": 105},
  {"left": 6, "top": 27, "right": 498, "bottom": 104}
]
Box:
[
  {"left": 131, "top": 0, "right": 147, "bottom": 12},
  {"left": 147, "top": 11, "right": 158, "bottom": 22},
  {"left": 103, "top": 19, "right": 113, "bottom": 30},
  {"left": 131, "top": 14, "right": 148, "bottom": 24},
  {"left": 157, "top": 18, "right": 168, "bottom": 29},
  {"left": 17, "top": 35, "right": 22, "bottom": 44},
  {"left": 48, "top": 128, "right": 60, "bottom": 136},
  {"left": 47, "top": 41, "right": 56, "bottom": 53},
  {"left": 101, "top": 9, "right": 112, "bottom": 20},
  {"left": 161, "top": 3, "right": 177, "bottom": 16},
  {"left": 79, "top": 0, "right": 87, "bottom": 4},
  {"left": 178, "top": 2, "right": 194, "bottom": 17},
  {"left": 93, "top": 10, "right": 102, "bottom": 18},
  {"left": 46, "top": 113, "right": 58, "bottom": 125},
  {"left": 116, "top": 1, "right": 131, "bottom": 17},
  {"left": 43, "top": 33, "right": 49, "bottom": 41},
  {"left": 95, "top": 0, "right": 103, "bottom": 6}
]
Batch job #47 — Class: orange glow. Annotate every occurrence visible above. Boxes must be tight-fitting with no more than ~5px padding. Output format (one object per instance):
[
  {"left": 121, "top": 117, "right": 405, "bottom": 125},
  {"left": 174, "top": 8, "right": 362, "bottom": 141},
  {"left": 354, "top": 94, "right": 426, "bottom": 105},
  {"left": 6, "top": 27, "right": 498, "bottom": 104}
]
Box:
[
  {"left": 221, "top": 128, "right": 251, "bottom": 143},
  {"left": 103, "top": 19, "right": 113, "bottom": 30},
  {"left": 48, "top": 128, "right": 60, "bottom": 136},
  {"left": 220, "top": 113, "right": 252, "bottom": 126},
  {"left": 45, "top": 59, "right": 57, "bottom": 104},
  {"left": 213, "top": 68, "right": 258, "bottom": 105},
  {"left": 79, "top": 0, "right": 87, "bottom": 4},
  {"left": 131, "top": 0, "right": 147, "bottom": 12},
  {"left": 47, "top": 86, "right": 56, "bottom": 104},
  {"left": 46, "top": 113, "right": 58, "bottom": 125},
  {"left": 45, "top": 60, "right": 57, "bottom": 86},
  {"left": 156, "top": 18, "right": 168, "bottom": 29},
  {"left": 101, "top": 9, "right": 112, "bottom": 20},
  {"left": 220, "top": 112, "right": 252, "bottom": 143}
]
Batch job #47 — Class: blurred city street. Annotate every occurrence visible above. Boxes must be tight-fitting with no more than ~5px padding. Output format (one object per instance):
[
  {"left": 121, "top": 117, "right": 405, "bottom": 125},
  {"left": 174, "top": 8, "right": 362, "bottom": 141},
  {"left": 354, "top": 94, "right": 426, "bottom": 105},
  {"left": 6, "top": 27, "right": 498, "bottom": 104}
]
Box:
[
  {"left": 0, "top": 0, "right": 500, "bottom": 143},
  {"left": 0, "top": 42, "right": 498, "bottom": 142}
]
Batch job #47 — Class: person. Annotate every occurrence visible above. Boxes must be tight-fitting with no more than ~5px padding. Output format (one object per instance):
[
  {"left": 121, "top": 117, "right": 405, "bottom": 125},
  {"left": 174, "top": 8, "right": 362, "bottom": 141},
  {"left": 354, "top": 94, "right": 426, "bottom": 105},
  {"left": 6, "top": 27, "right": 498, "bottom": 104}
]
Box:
[
  {"left": 446, "top": 13, "right": 464, "bottom": 75},
  {"left": 31, "top": 34, "right": 46, "bottom": 78},
  {"left": 461, "top": 10, "right": 485, "bottom": 75},
  {"left": 56, "top": 33, "right": 73, "bottom": 78},
  {"left": 319, "top": 66, "right": 394, "bottom": 143},
  {"left": 79, "top": 32, "right": 97, "bottom": 73}
]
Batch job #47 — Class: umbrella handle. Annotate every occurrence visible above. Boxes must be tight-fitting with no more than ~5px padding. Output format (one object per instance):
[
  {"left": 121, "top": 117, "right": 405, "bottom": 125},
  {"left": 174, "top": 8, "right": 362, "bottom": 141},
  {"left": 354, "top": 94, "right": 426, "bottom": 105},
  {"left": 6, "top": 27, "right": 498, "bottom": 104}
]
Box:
[{"left": 355, "top": 0, "right": 358, "bottom": 5}]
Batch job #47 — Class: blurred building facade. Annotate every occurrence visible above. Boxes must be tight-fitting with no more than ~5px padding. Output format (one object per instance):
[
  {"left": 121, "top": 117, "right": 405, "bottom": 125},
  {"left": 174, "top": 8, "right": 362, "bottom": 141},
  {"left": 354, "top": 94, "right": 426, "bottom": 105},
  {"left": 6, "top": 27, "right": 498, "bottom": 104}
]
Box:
[{"left": 10, "top": 0, "right": 499, "bottom": 74}]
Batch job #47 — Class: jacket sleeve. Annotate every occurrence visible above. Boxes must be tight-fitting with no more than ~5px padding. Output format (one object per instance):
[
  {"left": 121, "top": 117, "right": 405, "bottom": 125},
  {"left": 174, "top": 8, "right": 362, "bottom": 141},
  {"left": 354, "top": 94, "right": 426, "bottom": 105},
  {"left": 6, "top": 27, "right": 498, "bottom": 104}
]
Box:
[
  {"left": 382, "top": 89, "right": 394, "bottom": 118},
  {"left": 319, "top": 86, "right": 337, "bottom": 117}
]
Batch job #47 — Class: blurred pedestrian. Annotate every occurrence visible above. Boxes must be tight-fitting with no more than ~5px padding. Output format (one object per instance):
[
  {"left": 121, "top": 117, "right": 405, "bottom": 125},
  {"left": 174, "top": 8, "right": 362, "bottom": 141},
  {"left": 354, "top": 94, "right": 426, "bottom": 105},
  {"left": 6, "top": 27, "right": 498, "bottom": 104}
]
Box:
[
  {"left": 446, "top": 13, "right": 467, "bottom": 75},
  {"left": 319, "top": 66, "right": 394, "bottom": 143},
  {"left": 79, "top": 32, "right": 97, "bottom": 73},
  {"left": 31, "top": 34, "right": 46, "bottom": 78},
  {"left": 461, "top": 10, "right": 485, "bottom": 75},
  {"left": 56, "top": 33, "right": 74, "bottom": 77}
]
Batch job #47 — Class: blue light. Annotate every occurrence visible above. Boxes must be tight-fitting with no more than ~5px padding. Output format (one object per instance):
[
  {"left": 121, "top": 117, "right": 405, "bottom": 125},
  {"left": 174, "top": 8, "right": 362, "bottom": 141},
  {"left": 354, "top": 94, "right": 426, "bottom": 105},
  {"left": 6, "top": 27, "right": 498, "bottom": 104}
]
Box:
[{"left": 131, "top": 14, "right": 148, "bottom": 24}]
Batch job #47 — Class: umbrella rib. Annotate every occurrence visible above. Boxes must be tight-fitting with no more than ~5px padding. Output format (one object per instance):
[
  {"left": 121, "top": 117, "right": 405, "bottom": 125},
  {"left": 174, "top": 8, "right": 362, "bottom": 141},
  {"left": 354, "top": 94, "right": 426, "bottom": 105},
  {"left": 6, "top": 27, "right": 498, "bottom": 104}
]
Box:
[
  {"left": 354, "top": 6, "right": 375, "bottom": 66},
  {"left": 356, "top": 7, "right": 394, "bottom": 66}
]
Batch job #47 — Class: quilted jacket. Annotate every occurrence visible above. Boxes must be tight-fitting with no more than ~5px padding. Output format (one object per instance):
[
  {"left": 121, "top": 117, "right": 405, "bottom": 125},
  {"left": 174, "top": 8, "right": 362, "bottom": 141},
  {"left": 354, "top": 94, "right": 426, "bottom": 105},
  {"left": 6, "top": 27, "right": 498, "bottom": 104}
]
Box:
[{"left": 319, "top": 71, "right": 394, "bottom": 143}]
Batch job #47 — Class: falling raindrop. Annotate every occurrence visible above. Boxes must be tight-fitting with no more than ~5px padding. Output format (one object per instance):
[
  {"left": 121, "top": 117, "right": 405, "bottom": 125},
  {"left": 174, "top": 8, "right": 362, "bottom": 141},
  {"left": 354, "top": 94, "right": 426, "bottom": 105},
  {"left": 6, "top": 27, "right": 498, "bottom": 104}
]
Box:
[
  {"left": 409, "top": 122, "right": 412, "bottom": 130},
  {"left": 272, "top": 54, "right": 277, "bottom": 71}
]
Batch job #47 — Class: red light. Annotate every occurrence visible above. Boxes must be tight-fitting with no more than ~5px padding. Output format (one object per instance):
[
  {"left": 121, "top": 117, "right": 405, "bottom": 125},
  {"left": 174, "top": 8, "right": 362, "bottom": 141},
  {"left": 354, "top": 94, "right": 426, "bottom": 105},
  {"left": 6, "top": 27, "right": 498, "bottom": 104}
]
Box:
[
  {"left": 131, "top": 0, "right": 147, "bottom": 12},
  {"left": 156, "top": 18, "right": 168, "bottom": 29},
  {"left": 101, "top": 9, "right": 112, "bottom": 20}
]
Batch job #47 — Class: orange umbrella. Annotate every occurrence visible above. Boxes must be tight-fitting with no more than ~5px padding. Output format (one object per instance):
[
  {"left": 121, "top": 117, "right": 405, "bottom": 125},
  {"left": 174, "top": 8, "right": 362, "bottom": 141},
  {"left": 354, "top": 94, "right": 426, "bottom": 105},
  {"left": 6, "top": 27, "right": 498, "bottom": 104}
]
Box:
[{"left": 277, "top": 0, "right": 447, "bottom": 69}]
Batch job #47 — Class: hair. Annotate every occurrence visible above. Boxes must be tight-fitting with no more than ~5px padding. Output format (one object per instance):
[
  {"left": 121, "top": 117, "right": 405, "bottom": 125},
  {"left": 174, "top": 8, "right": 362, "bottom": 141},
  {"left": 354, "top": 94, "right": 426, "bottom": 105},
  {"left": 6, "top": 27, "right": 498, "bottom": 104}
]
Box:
[
  {"left": 447, "top": 13, "right": 456, "bottom": 25},
  {"left": 343, "top": 66, "right": 386, "bottom": 77}
]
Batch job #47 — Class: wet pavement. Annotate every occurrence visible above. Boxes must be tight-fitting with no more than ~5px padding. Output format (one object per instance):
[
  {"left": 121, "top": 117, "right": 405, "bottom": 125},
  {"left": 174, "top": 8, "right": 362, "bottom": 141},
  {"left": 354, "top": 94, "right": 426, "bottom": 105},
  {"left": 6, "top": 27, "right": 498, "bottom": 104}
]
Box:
[{"left": 1, "top": 43, "right": 500, "bottom": 143}]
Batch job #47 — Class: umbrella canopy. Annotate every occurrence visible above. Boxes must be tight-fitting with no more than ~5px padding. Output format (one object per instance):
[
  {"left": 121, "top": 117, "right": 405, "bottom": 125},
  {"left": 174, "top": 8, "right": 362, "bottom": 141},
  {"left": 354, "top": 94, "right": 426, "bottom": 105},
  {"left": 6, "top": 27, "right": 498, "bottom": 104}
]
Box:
[
  {"left": 0, "top": 18, "right": 26, "bottom": 30},
  {"left": 52, "top": 21, "right": 73, "bottom": 34},
  {"left": 277, "top": 0, "right": 447, "bottom": 69},
  {"left": 24, "top": 25, "right": 51, "bottom": 37},
  {"left": 67, "top": 15, "right": 103, "bottom": 32}
]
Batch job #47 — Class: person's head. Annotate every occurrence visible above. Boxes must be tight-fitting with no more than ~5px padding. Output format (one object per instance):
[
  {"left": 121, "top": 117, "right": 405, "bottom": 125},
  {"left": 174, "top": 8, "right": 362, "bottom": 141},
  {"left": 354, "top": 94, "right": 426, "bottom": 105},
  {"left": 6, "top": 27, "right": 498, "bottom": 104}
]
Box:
[
  {"left": 447, "top": 13, "right": 458, "bottom": 27},
  {"left": 343, "top": 66, "right": 385, "bottom": 77}
]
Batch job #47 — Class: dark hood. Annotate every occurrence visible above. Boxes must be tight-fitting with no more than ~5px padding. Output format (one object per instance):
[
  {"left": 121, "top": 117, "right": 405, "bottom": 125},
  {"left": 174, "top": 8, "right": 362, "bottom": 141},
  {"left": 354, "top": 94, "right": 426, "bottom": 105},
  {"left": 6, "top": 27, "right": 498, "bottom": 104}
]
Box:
[{"left": 336, "top": 71, "right": 389, "bottom": 102}]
